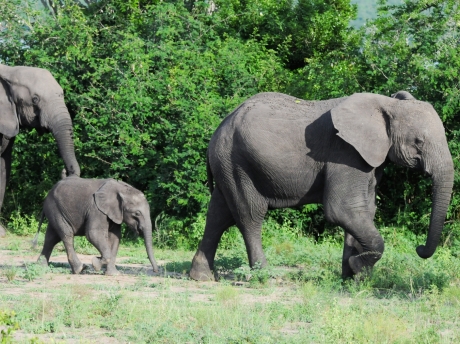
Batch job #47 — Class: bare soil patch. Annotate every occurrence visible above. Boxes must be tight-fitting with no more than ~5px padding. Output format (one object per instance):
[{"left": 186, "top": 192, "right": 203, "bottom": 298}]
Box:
[{"left": 0, "top": 237, "right": 299, "bottom": 343}]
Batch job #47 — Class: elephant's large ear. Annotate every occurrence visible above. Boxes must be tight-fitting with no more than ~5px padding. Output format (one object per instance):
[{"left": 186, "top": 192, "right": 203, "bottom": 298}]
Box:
[
  {"left": 94, "top": 179, "right": 124, "bottom": 224},
  {"left": 331, "top": 93, "right": 391, "bottom": 168},
  {"left": 0, "top": 79, "right": 19, "bottom": 138}
]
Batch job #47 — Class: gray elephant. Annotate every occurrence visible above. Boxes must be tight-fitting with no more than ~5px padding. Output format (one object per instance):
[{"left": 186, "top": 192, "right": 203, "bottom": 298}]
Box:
[
  {"left": 0, "top": 64, "right": 80, "bottom": 236},
  {"left": 33, "top": 177, "right": 159, "bottom": 275},
  {"left": 189, "top": 91, "right": 454, "bottom": 281}
]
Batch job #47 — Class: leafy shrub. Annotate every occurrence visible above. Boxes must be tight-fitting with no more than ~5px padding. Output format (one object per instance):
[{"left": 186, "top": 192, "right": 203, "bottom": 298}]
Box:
[
  {"left": 7, "top": 210, "right": 40, "bottom": 236},
  {"left": 0, "top": 310, "right": 19, "bottom": 343}
]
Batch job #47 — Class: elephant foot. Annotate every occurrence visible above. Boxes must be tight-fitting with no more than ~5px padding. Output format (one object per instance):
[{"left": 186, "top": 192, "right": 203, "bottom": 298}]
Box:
[
  {"left": 189, "top": 252, "right": 216, "bottom": 281},
  {"left": 341, "top": 263, "right": 354, "bottom": 280},
  {"left": 349, "top": 251, "right": 382, "bottom": 277},
  {"left": 72, "top": 263, "right": 84, "bottom": 274},
  {"left": 105, "top": 267, "right": 120, "bottom": 276},
  {"left": 0, "top": 224, "right": 6, "bottom": 238},
  {"left": 92, "top": 256, "right": 103, "bottom": 272},
  {"left": 37, "top": 255, "right": 49, "bottom": 267}
]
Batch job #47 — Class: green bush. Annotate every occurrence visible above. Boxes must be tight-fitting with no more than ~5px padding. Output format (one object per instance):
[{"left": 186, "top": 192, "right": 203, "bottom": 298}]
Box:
[{"left": 1, "top": 0, "right": 460, "bottom": 247}]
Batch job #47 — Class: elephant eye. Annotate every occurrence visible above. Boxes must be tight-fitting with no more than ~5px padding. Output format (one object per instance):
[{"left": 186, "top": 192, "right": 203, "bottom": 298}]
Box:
[
  {"left": 134, "top": 211, "right": 141, "bottom": 216},
  {"left": 32, "top": 95, "right": 40, "bottom": 105}
]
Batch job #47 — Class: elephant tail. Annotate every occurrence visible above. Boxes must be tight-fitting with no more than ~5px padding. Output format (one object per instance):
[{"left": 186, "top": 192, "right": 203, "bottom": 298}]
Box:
[
  {"left": 206, "top": 149, "right": 214, "bottom": 195},
  {"left": 31, "top": 211, "right": 45, "bottom": 249}
]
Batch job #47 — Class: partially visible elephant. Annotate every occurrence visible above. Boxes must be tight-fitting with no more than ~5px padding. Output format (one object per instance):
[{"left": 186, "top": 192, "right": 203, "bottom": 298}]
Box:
[
  {"left": 189, "top": 91, "right": 454, "bottom": 281},
  {"left": 0, "top": 64, "right": 80, "bottom": 236},
  {"left": 34, "top": 177, "right": 159, "bottom": 275}
]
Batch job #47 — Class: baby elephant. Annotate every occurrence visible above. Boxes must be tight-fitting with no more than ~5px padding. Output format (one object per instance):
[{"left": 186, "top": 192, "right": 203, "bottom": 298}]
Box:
[{"left": 34, "top": 176, "right": 159, "bottom": 275}]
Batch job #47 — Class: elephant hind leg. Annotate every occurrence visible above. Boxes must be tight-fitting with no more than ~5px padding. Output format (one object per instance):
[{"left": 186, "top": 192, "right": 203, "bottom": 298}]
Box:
[
  {"left": 224, "top": 186, "right": 268, "bottom": 270},
  {"left": 38, "top": 224, "right": 62, "bottom": 266},
  {"left": 62, "top": 236, "right": 84, "bottom": 274},
  {"left": 190, "top": 188, "right": 236, "bottom": 281}
]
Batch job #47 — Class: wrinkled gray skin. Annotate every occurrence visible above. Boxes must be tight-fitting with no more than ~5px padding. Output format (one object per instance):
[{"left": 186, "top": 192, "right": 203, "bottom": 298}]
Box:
[
  {"left": 190, "top": 91, "right": 454, "bottom": 281},
  {"left": 35, "top": 177, "right": 159, "bottom": 275},
  {"left": 0, "top": 64, "right": 80, "bottom": 237}
]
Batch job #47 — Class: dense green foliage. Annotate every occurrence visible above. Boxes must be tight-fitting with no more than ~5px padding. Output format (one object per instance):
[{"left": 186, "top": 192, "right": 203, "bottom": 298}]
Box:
[{"left": 1, "top": 0, "right": 460, "bottom": 248}]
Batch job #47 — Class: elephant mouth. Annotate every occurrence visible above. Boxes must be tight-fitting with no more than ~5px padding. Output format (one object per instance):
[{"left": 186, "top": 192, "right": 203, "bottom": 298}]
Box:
[{"left": 133, "top": 225, "right": 143, "bottom": 237}]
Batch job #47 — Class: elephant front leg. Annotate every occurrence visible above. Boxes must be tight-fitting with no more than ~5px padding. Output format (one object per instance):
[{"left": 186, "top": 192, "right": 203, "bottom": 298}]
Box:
[
  {"left": 86, "top": 226, "right": 112, "bottom": 275},
  {"left": 324, "top": 168, "right": 384, "bottom": 278},
  {"left": 105, "top": 225, "right": 121, "bottom": 276},
  {"left": 342, "top": 232, "right": 363, "bottom": 279}
]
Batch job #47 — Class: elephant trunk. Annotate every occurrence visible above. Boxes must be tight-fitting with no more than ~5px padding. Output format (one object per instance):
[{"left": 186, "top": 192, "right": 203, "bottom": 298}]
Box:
[
  {"left": 416, "top": 156, "right": 454, "bottom": 259},
  {"left": 46, "top": 105, "right": 80, "bottom": 177},
  {"left": 143, "top": 219, "right": 159, "bottom": 272}
]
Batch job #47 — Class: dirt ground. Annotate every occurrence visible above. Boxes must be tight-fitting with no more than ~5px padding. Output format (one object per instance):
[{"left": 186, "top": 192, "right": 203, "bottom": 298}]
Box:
[{"left": 0, "top": 241, "right": 298, "bottom": 343}]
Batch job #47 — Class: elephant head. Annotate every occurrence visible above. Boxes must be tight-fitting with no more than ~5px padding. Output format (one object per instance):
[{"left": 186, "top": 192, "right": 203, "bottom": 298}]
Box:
[
  {"left": 0, "top": 64, "right": 80, "bottom": 176},
  {"left": 94, "top": 179, "right": 159, "bottom": 272},
  {"left": 331, "top": 91, "right": 454, "bottom": 259}
]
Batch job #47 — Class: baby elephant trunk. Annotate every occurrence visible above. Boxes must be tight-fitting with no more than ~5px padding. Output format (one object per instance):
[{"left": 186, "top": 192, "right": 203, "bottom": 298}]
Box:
[{"left": 142, "top": 219, "right": 159, "bottom": 273}]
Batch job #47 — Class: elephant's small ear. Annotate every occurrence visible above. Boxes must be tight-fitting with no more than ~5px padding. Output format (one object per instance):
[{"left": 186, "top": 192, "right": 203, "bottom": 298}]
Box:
[
  {"left": 391, "top": 91, "right": 415, "bottom": 100},
  {"left": 94, "top": 179, "right": 123, "bottom": 224},
  {"left": 331, "top": 93, "right": 391, "bottom": 168},
  {"left": 0, "top": 79, "right": 19, "bottom": 138}
]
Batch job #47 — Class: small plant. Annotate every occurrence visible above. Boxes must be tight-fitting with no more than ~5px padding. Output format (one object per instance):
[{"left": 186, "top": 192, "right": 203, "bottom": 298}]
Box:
[
  {"left": 233, "top": 263, "right": 277, "bottom": 287},
  {"left": 233, "top": 265, "right": 252, "bottom": 282},
  {"left": 22, "top": 263, "right": 48, "bottom": 281},
  {"left": 6, "top": 241, "right": 20, "bottom": 252},
  {"left": 2, "top": 266, "right": 18, "bottom": 282},
  {"left": 0, "top": 310, "right": 19, "bottom": 343}
]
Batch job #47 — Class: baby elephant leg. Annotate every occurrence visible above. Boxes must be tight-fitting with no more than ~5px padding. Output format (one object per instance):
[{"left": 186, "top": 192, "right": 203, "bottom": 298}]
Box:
[
  {"left": 37, "top": 225, "right": 62, "bottom": 266},
  {"left": 86, "top": 227, "right": 112, "bottom": 274},
  {"left": 62, "top": 237, "right": 84, "bottom": 274},
  {"left": 50, "top": 219, "right": 84, "bottom": 274},
  {"left": 105, "top": 225, "right": 121, "bottom": 276}
]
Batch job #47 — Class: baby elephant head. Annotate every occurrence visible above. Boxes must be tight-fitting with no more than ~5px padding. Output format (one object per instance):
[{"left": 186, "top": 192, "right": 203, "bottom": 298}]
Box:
[{"left": 94, "top": 179, "right": 159, "bottom": 272}]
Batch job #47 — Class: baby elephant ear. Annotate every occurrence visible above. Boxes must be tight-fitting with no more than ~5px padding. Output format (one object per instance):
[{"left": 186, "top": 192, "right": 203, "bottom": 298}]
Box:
[
  {"left": 94, "top": 179, "right": 123, "bottom": 224},
  {"left": 331, "top": 93, "right": 391, "bottom": 168}
]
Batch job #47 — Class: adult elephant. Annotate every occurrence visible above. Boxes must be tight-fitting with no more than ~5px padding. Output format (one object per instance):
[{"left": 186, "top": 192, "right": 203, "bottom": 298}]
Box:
[
  {"left": 0, "top": 64, "right": 80, "bottom": 236},
  {"left": 189, "top": 91, "right": 454, "bottom": 281}
]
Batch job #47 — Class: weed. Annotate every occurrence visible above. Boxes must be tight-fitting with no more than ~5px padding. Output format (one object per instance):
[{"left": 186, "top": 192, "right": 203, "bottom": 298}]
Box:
[
  {"left": 22, "top": 263, "right": 48, "bottom": 281},
  {"left": 233, "top": 263, "right": 279, "bottom": 287},
  {"left": 6, "top": 241, "right": 20, "bottom": 252},
  {"left": 215, "top": 285, "right": 239, "bottom": 306},
  {"left": 2, "top": 266, "right": 18, "bottom": 282},
  {"left": 0, "top": 310, "right": 19, "bottom": 343}
]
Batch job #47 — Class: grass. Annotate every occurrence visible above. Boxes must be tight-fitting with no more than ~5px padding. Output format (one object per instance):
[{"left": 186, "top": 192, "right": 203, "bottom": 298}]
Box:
[{"left": 1, "top": 224, "right": 460, "bottom": 343}]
